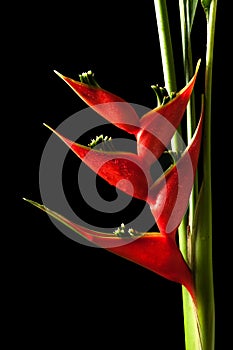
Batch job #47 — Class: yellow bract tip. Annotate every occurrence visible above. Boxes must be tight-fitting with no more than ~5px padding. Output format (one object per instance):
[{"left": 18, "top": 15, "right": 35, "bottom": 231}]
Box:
[
  {"left": 43, "top": 123, "right": 54, "bottom": 133},
  {"left": 53, "top": 70, "right": 65, "bottom": 80}
]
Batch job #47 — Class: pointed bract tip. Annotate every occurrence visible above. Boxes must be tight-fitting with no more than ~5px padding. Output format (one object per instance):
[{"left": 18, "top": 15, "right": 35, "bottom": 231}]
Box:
[
  {"left": 43, "top": 123, "right": 55, "bottom": 133},
  {"left": 23, "top": 197, "right": 37, "bottom": 206},
  {"left": 195, "top": 58, "right": 201, "bottom": 73},
  {"left": 23, "top": 197, "right": 34, "bottom": 204},
  {"left": 53, "top": 70, "right": 65, "bottom": 79}
]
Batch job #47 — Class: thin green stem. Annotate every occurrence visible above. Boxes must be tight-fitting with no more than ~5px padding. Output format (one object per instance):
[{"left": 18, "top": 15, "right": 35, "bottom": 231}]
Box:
[
  {"left": 153, "top": 0, "right": 184, "bottom": 151},
  {"left": 203, "top": 1, "right": 217, "bottom": 184},
  {"left": 194, "top": 1, "right": 217, "bottom": 349},
  {"left": 153, "top": 0, "right": 177, "bottom": 94},
  {"left": 179, "top": 0, "right": 198, "bottom": 237}
]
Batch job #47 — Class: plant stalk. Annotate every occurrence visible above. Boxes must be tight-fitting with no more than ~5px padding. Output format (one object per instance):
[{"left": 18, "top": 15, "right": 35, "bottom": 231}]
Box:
[
  {"left": 193, "top": 1, "right": 217, "bottom": 349},
  {"left": 153, "top": 0, "right": 185, "bottom": 152}
]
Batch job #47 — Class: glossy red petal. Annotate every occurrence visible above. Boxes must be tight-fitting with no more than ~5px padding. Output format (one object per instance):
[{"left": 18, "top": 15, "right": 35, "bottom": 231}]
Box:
[
  {"left": 23, "top": 198, "right": 196, "bottom": 303},
  {"left": 137, "top": 60, "right": 201, "bottom": 163},
  {"left": 148, "top": 102, "right": 204, "bottom": 235},
  {"left": 44, "top": 124, "right": 151, "bottom": 201},
  {"left": 54, "top": 71, "right": 140, "bottom": 135},
  {"left": 109, "top": 234, "right": 195, "bottom": 303}
]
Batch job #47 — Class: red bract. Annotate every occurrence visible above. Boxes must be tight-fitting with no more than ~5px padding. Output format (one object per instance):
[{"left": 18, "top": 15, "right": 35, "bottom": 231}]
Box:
[
  {"left": 24, "top": 199, "right": 196, "bottom": 304},
  {"left": 109, "top": 235, "right": 195, "bottom": 303},
  {"left": 54, "top": 70, "right": 140, "bottom": 135},
  {"left": 44, "top": 124, "right": 152, "bottom": 201},
  {"left": 136, "top": 61, "right": 200, "bottom": 162}
]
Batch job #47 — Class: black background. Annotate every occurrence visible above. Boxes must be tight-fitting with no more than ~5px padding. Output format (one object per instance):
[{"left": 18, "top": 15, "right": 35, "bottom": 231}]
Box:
[{"left": 14, "top": 1, "right": 228, "bottom": 349}]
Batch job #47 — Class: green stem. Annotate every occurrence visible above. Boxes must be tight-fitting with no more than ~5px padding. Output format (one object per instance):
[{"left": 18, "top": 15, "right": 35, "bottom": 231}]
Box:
[
  {"left": 203, "top": 1, "right": 217, "bottom": 185},
  {"left": 194, "top": 1, "right": 217, "bottom": 349},
  {"left": 179, "top": 0, "right": 198, "bottom": 227},
  {"left": 153, "top": 0, "right": 177, "bottom": 93},
  {"left": 153, "top": 0, "right": 185, "bottom": 150}
]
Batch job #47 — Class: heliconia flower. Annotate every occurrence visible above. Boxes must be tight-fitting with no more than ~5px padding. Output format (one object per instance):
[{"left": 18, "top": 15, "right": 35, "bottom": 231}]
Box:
[
  {"left": 54, "top": 59, "right": 201, "bottom": 165},
  {"left": 23, "top": 198, "right": 196, "bottom": 304},
  {"left": 25, "top": 62, "right": 204, "bottom": 307}
]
